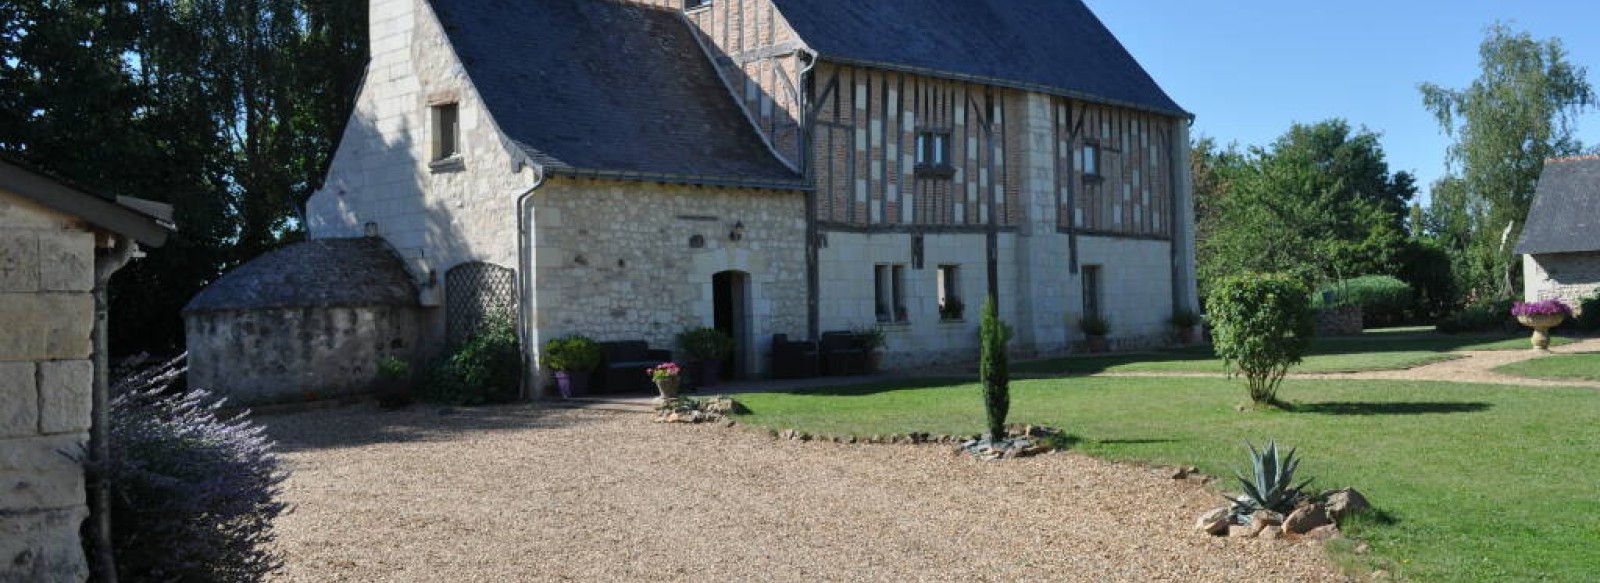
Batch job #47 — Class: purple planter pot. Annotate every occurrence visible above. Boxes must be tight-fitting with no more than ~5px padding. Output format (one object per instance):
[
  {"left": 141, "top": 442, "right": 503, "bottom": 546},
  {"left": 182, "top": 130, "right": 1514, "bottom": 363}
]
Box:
[{"left": 553, "top": 370, "right": 591, "bottom": 399}]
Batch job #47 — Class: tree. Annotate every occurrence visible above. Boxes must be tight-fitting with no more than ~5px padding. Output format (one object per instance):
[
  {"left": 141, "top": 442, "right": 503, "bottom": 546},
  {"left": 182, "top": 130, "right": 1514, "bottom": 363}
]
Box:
[
  {"left": 1, "top": 0, "right": 367, "bottom": 354},
  {"left": 1197, "top": 120, "right": 1415, "bottom": 291},
  {"left": 1420, "top": 24, "right": 1594, "bottom": 300},
  {"left": 1206, "top": 273, "right": 1314, "bottom": 407},
  {"left": 978, "top": 298, "right": 1011, "bottom": 441}
]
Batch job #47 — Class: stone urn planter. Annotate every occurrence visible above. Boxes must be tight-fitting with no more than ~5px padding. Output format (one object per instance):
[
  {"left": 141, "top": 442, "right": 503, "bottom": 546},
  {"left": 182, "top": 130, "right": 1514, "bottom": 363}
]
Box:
[
  {"left": 1512, "top": 299, "right": 1572, "bottom": 350},
  {"left": 654, "top": 376, "right": 681, "bottom": 399},
  {"left": 648, "top": 362, "right": 682, "bottom": 400},
  {"left": 1516, "top": 313, "right": 1565, "bottom": 350}
]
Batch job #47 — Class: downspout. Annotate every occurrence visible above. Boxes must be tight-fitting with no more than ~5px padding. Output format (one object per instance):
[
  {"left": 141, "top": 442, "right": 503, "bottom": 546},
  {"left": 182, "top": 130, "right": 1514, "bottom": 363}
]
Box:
[
  {"left": 515, "top": 166, "right": 547, "bottom": 401},
  {"left": 797, "top": 49, "right": 821, "bottom": 340},
  {"left": 89, "top": 235, "right": 137, "bottom": 583}
]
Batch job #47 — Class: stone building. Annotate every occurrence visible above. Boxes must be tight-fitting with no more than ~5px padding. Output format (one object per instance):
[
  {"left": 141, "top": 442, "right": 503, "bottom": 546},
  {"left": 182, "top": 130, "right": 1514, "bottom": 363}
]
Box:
[
  {"left": 196, "top": 0, "right": 1196, "bottom": 397},
  {"left": 0, "top": 159, "right": 172, "bottom": 581},
  {"left": 1518, "top": 156, "right": 1600, "bottom": 310}
]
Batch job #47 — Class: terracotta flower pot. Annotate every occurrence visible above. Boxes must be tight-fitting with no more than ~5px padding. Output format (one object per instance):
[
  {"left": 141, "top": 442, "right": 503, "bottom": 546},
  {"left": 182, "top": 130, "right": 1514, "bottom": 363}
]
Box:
[{"left": 1086, "top": 335, "right": 1109, "bottom": 353}]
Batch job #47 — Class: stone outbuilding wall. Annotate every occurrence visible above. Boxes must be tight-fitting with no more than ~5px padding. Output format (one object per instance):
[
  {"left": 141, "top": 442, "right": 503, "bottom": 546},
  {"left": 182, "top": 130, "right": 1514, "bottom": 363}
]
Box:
[
  {"left": 185, "top": 238, "right": 422, "bottom": 405},
  {"left": 0, "top": 190, "right": 96, "bottom": 581},
  {"left": 1523, "top": 252, "right": 1600, "bottom": 312}
]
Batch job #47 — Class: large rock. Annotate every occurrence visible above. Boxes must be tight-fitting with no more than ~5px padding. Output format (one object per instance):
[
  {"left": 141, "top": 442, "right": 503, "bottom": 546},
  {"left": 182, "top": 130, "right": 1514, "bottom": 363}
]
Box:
[
  {"left": 1195, "top": 507, "right": 1230, "bottom": 536},
  {"left": 1284, "top": 503, "right": 1333, "bottom": 534},
  {"left": 1324, "top": 488, "right": 1371, "bottom": 522}
]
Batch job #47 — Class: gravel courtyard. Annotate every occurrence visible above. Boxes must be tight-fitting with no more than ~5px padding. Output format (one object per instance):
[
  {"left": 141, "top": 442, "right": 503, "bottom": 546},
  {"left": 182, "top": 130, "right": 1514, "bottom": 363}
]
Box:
[{"left": 261, "top": 405, "right": 1345, "bottom": 582}]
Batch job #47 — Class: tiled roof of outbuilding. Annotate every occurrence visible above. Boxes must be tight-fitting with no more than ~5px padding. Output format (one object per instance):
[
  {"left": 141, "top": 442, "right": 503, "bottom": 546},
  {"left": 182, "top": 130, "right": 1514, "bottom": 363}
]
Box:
[
  {"left": 769, "top": 0, "right": 1189, "bottom": 118},
  {"left": 183, "top": 238, "right": 419, "bottom": 312},
  {"left": 1515, "top": 157, "right": 1600, "bottom": 255},
  {"left": 428, "top": 0, "right": 806, "bottom": 190}
]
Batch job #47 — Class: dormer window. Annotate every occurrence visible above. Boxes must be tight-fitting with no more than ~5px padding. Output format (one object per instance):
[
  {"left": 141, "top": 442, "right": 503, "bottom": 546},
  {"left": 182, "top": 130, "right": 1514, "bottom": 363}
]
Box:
[
  {"left": 915, "top": 130, "right": 954, "bottom": 178},
  {"left": 431, "top": 102, "right": 460, "bottom": 162}
]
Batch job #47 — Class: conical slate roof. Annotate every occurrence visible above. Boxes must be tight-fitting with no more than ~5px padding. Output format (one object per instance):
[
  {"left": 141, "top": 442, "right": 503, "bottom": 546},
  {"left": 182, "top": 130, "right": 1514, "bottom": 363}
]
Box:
[{"left": 184, "top": 238, "right": 419, "bottom": 312}]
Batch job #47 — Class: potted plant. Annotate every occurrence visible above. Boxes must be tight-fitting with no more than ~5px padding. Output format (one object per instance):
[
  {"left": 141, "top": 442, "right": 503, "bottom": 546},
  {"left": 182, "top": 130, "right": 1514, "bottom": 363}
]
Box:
[
  {"left": 1079, "top": 314, "right": 1110, "bottom": 353},
  {"left": 853, "top": 324, "right": 888, "bottom": 372},
  {"left": 939, "top": 296, "right": 965, "bottom": 321},
  {"left": 677, "top": 327, "right": 734, "bottom": 387},
  {"left": 374, "top": 356, "right": 414, "bottom": 409},
  {"left": 543, "top": 335, "right": 601, "bottom": 398},
  {"left": 1170, "top": 308, "right": 1200, "bottom": 345},
  {"left": 648, "top": 362, "right": 682, "bottom": 400},
  {"left": 1511, "top": 299, "right": 1571, "bottom": 350}
]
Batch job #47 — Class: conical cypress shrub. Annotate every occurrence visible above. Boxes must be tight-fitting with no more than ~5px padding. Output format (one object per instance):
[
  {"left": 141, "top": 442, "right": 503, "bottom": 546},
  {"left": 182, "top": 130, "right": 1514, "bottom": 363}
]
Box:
[{"left": 980, "top": 298, "right": 1012, "bottom": 441}]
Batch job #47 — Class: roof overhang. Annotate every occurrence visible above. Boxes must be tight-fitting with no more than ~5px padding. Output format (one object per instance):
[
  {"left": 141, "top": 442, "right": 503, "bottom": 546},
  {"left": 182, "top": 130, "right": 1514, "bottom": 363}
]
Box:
[{"left": 0, "top": 160, "right": 175, "bottom": 247}]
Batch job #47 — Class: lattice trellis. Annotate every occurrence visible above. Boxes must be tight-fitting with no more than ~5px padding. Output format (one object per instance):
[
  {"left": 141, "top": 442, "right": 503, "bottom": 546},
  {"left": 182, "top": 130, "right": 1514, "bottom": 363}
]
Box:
[{"left": 445, "top": 261, "right": 518, "bottom": 346}]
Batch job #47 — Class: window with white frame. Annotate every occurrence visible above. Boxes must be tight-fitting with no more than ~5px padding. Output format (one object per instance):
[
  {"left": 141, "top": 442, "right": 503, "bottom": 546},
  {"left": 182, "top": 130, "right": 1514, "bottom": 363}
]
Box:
[
  {"left": 1082, "top": 141, "right": 1101, "bottom": 179},
  {"left": 875, "top": 264, "right": 908, "bottom": 323},
  {"left": 915, "top": 130, "right": 954, "bottom": 178},
  {"left": 937, "top": 264, "right": 963, "bottom": 321}
]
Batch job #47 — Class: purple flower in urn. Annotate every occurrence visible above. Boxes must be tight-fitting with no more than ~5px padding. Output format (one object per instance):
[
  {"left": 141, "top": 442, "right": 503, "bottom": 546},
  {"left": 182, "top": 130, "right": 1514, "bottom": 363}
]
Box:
[{"left": 1511, "top": 299, "right": 1572, "bottom": 317}]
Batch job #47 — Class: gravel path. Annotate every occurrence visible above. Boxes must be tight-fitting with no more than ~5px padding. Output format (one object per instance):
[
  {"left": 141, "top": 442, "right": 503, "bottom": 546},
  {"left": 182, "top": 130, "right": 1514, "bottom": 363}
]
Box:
[
  {"left": 1096, "top": 337, "right": 1600, "bottom": 388},
  {"left": 262, "top": 406, "right": 1345, "bottom": 582}
]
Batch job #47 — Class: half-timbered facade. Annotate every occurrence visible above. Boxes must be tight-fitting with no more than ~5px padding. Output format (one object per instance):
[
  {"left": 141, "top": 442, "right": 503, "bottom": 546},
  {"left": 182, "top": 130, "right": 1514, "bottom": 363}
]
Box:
[{"left": 200, "top": 0, "right": 1195, "bottom": 399}]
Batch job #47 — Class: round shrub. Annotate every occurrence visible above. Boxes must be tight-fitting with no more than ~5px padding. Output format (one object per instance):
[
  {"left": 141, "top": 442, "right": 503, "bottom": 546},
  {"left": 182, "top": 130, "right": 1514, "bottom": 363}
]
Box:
[
  {"left": 425, "top": 314, "right": 522, "bottom": 405},
  {"left": 1206, "top": 273, "right": 1314, "bottom": 406},
  {"left": 1314, "top": 275, "right": 1413, "bottom": 327},
  {"left": 542, "top": 335, "right": 601, "bottom": 372},
  {"left": 93, "top": 385, "right": 288, "bottom": 582}
]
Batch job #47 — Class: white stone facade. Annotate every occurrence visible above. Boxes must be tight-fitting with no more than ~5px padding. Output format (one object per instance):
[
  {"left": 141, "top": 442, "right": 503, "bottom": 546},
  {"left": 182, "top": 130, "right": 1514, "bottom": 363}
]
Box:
[
  {"left": 530, "top": 178, "right": 807, "bottom": 377},
  {"left": 304, "top": 0, "right": 1198, "bottom": 383},
  {"left": 0, "top": 190, "right": 94, "bottom": 582},
  {"left": 1523, "top": 252, "right": 1600, "bottom": 312}
]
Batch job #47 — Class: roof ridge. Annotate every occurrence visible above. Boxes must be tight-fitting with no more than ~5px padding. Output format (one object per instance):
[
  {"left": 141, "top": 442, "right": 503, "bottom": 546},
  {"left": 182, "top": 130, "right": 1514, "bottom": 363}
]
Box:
[{"left": 1544, "top": 155, "right": 1600, "bottom": 165}]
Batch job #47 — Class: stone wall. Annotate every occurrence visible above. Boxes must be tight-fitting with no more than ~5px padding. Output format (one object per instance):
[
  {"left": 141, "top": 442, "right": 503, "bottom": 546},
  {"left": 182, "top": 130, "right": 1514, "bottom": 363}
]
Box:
[
  {"left": 1524, "top": 252, "right": 1600, "bottom": 312},
  {"left": 0, "top": 189, "right": 93, "bottom": 582},
  {"left": 186, "top": 306, "right": 421, "bottom": 405},
  {"left": 530, "top": 177, "right": 807, "bottom": 378},
  {"left": 1315, "top": 305, "right": 1364, "bottom": 337}
]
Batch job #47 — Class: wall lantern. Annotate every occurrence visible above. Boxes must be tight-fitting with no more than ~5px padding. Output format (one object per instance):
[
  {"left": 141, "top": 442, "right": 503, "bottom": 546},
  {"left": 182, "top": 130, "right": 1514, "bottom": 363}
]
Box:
[{"left": 729, "top": 221, "right": 745, "bottom": 242}]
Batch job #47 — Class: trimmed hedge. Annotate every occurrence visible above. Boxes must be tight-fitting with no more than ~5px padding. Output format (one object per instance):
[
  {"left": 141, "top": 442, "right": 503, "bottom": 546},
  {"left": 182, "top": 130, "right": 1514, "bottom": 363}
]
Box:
[{"left": 1314, "top": 275, "right": 1413, "bottom": 327}]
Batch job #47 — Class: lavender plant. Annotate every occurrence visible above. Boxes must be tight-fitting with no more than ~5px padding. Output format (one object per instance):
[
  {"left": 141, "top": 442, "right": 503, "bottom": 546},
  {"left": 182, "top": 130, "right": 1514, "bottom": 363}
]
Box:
[{"left": 89, "top": 355, "right": 289, "bottom": 582}]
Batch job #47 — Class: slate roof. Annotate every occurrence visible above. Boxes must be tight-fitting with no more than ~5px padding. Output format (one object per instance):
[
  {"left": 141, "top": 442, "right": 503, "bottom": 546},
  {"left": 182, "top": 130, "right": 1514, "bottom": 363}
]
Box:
[
  {"left": 1516, "top": 157, "right": 1600, "bottom": 255},
  {"left": 427, "top": 0, "right": 805, "bottom": 190},
  {"left": 184, "top": 238, "right": 419, "bottom": 312},
  {"left": 769, "top": 0, "right": 1188, "bottom": 118}
]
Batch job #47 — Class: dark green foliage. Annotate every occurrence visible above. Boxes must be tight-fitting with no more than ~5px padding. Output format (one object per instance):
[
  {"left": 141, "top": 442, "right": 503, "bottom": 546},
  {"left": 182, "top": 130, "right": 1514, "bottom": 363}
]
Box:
[
  {"left": 374, "top": 356, "right": 413, "bottom": 409},
  {"left": 1571, "top": 291, "right": 1600, "bottom": 332},
  {"left": 1169, "top": 309, "right": 1200, "bottom": 329},
  {"left": 1, "top": 0, "right": 368, "bottom": 355},
  {"left": 677, "top": 327, "right": 734, "bottom": 361},
  {"left": 979, "top": 298, "right": 1012, "bottom": 440},
  {"left": 852, "top": 325, "right": 887, "bottom": 350},
  {"left": 1195, "top": 121, "right": 1417, "bottom": 295},
  {"left": 542, "top": 335, "right": 602, "bottom": 371},
  {"left": 424, "top": 316, "right": 521, "bottom": 405},
  {"left": 1314, "top": 275, "right": 1414, "bottom": 328},
  {"left": 1436, "top": 299, "right": 1514, "bottom": 334},
  {"left": 93, "top": 357, "right": 288, "bottom": 582},
  {"left": 1206, "top": 274, "right": 1314, "bottom": 405},
  {"left": 1230, "top": 441, "right": 1314, "bottom": 520},
  {"left": 1078, "top": 314, "right": 1110, "bottom": 336},
  {"left": 1394, "top": 238, "right": 1457, "bottom": 320}
]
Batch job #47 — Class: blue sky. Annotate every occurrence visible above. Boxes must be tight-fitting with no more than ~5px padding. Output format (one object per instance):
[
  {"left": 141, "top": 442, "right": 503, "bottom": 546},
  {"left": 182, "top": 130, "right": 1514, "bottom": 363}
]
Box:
[{"left": 1085, "top": 0, "right": 1600, "bottom": 204}]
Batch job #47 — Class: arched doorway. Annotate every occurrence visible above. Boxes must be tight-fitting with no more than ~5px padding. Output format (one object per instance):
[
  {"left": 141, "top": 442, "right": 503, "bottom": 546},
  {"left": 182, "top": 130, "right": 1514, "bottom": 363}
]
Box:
[{"left": 712, "top": 270, "right": 751, "bottom": 378}]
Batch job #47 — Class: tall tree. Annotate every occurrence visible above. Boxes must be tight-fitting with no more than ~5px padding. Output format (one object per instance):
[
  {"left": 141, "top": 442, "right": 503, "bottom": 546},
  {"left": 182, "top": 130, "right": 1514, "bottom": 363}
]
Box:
[
  {"left": 1, "top": 0, "right": 367, "bottom": 354},
  {"left": 1197, "top": 120, "right": 1415, "bottom": 292},
  {"left": 1420, "top": 24, "right": 1594, "bottom": 299}
]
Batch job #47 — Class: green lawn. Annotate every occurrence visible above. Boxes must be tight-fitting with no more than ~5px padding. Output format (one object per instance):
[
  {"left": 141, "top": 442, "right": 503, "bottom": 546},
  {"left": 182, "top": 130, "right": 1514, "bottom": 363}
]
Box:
[
  {"left": 1493, "top": 353, "right": 1600, "bottom": 382},
  {"left": 732, "top": 377, "right": 1600, "bottom": 582},
  {"left": 1014, "top": 332, "right": 1568, "bottom": 375}
]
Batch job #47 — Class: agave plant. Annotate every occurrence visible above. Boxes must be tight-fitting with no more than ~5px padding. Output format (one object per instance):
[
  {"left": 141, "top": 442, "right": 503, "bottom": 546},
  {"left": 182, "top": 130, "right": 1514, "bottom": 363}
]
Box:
[{"left": 1229, "top": 440, "right": 1314, "bottom": 519}]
